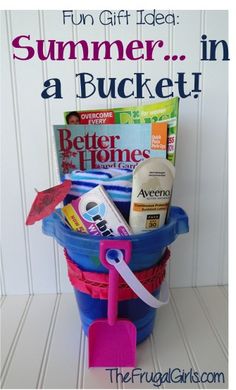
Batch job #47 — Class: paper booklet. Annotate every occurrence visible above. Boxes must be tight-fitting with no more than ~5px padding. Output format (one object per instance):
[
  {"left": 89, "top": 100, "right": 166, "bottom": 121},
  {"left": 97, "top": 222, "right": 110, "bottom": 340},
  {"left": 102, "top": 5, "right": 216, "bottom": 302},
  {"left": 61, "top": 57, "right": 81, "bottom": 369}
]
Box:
[
  {"left": 54, "top": 122, "right": 168, "bottom": 178},
  {"left": 64, "top": 97, "right": 179, "bottom": 165}
]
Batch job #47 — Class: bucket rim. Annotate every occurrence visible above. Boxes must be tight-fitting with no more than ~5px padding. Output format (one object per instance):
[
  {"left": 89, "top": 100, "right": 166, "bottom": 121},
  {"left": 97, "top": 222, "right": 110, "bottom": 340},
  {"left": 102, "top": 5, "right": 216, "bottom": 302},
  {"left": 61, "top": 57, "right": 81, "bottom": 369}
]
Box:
[{"left": 42, "top": 206, "right": 189, "bottom": 256}]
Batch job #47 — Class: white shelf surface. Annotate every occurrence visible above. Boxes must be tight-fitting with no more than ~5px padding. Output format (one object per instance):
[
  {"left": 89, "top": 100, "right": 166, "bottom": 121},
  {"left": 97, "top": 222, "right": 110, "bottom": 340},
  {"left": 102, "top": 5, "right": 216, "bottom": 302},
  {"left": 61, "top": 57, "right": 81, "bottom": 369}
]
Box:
[{"left": 1, "top": 287, "right": 228, "bottom": 389}]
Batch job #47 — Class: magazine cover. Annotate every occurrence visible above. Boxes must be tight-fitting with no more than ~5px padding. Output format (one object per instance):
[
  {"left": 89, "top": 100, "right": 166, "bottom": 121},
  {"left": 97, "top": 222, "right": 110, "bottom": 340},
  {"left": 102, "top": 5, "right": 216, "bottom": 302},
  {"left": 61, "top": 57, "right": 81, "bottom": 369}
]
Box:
[
  {"left": 54, "top": 122, "right": 168, "bottom": 176},
  {"left": 1, "top": 6, "right": 229, "bottom": 389},
  {"left": 64, "top": 97, "right": 179, "bottom": 163}
]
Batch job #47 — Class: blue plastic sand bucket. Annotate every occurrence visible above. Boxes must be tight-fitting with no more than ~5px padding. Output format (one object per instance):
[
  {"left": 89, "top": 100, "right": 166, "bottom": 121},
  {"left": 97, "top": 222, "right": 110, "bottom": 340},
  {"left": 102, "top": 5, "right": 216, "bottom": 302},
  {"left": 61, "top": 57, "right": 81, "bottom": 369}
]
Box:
[{"left": 42, "top": 206, "right": 189, "bottom": 343}]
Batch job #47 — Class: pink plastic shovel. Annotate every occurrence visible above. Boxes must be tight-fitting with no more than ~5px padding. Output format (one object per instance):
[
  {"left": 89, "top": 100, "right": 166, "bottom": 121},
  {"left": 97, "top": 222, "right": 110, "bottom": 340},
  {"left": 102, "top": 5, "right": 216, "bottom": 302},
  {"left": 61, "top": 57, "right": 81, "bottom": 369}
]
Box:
[{"left": 88, "top": 240, "right": 137, "bottom": 367}]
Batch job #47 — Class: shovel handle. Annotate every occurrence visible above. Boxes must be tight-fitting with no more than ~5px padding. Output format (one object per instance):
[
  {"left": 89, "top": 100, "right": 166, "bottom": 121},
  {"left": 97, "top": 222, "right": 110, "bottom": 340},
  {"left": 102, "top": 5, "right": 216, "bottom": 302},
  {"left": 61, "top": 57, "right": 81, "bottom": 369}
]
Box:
[
  {"left": 108, "top": 267, "right": 119, "bottom": 326},
  {"left": 99, "top": 241, "right": 132, "bottom": 327}
]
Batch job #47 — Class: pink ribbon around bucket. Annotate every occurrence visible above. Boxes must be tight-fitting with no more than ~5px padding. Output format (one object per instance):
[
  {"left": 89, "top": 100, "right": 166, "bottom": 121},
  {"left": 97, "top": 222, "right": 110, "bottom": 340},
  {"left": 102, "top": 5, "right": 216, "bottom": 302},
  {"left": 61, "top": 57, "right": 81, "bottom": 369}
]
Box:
[{"left": 65, "top": 248, "right": 170, "bottom": 301}]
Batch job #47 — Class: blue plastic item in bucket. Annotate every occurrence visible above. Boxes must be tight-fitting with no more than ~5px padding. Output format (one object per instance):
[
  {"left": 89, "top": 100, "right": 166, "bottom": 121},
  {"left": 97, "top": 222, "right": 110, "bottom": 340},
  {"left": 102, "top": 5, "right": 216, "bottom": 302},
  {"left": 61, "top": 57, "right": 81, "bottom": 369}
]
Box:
[{"left": 42, "top": 206, "right": 189, "bottom": 343}]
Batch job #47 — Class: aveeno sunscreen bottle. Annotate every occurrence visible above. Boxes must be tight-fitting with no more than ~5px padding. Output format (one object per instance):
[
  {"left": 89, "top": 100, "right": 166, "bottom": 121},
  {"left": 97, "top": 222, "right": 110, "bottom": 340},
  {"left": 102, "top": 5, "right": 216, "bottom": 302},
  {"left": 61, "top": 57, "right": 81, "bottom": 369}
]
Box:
[{"left": 129, "top": 158, "right": 175, "bottom": 234}]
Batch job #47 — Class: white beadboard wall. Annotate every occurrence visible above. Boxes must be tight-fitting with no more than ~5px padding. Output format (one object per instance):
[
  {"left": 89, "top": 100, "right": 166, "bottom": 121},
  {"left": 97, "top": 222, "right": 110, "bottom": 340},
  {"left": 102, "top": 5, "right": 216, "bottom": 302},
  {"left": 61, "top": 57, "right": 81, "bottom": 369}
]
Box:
[{"left": 1, "top": 10, "right": 228, "bottom": 294}]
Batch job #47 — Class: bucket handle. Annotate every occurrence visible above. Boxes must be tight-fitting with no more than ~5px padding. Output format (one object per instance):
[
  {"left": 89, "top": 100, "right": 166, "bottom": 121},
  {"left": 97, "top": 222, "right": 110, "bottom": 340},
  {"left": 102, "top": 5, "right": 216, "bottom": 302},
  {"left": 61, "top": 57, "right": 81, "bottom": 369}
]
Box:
[{"left": 100, "top": 241, "right": 169, "bottom": 309}]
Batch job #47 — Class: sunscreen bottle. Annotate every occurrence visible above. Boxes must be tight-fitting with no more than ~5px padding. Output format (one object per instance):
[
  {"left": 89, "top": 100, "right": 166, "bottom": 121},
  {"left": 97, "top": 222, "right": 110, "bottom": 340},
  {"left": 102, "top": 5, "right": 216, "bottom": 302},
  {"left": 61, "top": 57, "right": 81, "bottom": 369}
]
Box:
[{"left": 129, "top": 158, "right": 175, "bottom": 233}]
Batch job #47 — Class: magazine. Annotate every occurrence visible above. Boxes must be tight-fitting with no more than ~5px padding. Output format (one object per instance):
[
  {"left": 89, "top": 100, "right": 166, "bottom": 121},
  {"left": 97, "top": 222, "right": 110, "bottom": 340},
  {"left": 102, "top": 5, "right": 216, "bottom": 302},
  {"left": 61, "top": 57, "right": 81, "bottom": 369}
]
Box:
[
  {"left": 54, "top": 122, "right": 167, "bottom": 178},
  {"left": 64, "top": 97, "right": 179, "bottom": 164}
]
